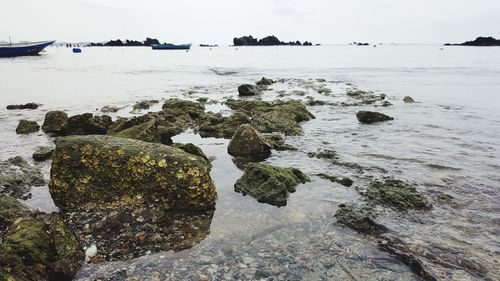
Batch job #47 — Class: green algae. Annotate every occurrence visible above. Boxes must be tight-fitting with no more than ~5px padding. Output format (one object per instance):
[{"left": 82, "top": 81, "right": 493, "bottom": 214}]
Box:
[{"left": 363, "top": 179, "right": 432, "bottom": 211}]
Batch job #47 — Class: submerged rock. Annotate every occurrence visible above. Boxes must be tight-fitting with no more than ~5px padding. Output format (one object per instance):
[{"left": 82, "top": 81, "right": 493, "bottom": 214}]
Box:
[
  {"left": 363, "top": 179, "right": 432, "bottom": 211},
  {"left": 316, "top": 173, "right": 353, "bottom": 187},
  {"left": 132, "top": 100, "right": 159, "bottom": 111},
  {"left": 198, "top": 111, "right": 252, "bottom": 138},
  {"left": 42, "top": 111, "right": 68, "bottom": 135},
  {"left": 15, "top": 120, "right": 40, "bottom": 134},
  {"left": 256, "top": 77, "right": 274, "bottom": 86},
  {"left": 0, "top": 213, "right": 83, "bottom": 281},
  {"left": 49, "top": 135, "right": 216, "bottom": 212},
  {"left": 356, "top": 111, "right": 394, "bottom": 124},
  {"left": 6, "top": 103, "right": 38, "bottom": 110},
  {"left": 33, "top": 146, "right": 55, "bottom": 162},
  {"left": 0, "top": 157, "right": 45, "bottom": 198},
  {"left": 234, "top": 163, "right": 310, "bottom": 207},
  {"left": 263, "top": 134, "right": 298, "bottom": 151},
  {"left": 238, "top": 84, "right": 262, "bottom": 96},
  {"left": 62, "top": 113, "right": 112, "bottom": 135},
  {"left": 335, "top": 203, "right": 385, "bottom": 235},
  {"left": 308, "top": 150, "right": 363, "bottom": 169},
  {"left": 403, "top": 96, "right": 415, "bottom": 103},
  {"left": 228, "top": 124, "right": 272, "bottom": 159}
]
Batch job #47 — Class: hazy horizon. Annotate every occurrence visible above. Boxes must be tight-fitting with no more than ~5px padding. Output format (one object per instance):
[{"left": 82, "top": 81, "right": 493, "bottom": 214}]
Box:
[{"left": 1, "top": 0, "right": 499, "bottom": 45}]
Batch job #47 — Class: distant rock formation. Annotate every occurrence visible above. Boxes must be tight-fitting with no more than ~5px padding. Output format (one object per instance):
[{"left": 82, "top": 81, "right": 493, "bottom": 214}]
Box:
[
  {"left": 444, "top": 37, "right": 500, "bottom": 46},
  {"left": 89, "top": 37, "right": 161, "bottom": 47},
  {"left": 233, "top": 35, "right": 315, "bottom": 46}
]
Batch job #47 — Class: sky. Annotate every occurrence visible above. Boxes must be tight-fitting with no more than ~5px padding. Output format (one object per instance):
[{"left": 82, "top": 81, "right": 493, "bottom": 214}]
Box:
[{"left": 1, "top": 0, "right": 499, "bottom": 44}]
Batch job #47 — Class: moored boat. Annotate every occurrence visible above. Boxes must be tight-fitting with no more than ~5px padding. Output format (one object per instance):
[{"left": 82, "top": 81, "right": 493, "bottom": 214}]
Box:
[
  {"left": 0, "top": 41, "right": 56, "bottom": 57},
  {"left": 151, "top": 43, "right": 192, "bottom": 50}
]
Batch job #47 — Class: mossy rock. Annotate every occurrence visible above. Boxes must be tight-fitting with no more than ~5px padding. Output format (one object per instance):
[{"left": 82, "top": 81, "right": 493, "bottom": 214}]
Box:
[
  {"left": 42, "top": 111, "right": 68, "bottom": 135},
  {"left": 33, "top": 146, "right": 55, "bottom": 162},
  {"left": 0, "top": 213, "right": 83, "bottom": 281},
  {"left": 0, "top": 194, "right": 29, "bottom": 234},
  {"left": 132, "top": 100, "right": 159, "bottom": 111},
  {"left": 113, "top": 118, "right": 161, "bottom": 143},
  {"left": 0, "top": 156, "right": 45, "bottom": 199},
  {"left": 49, "top": 135, "right": 216, "bottom": 212},
  {"left": 335, "top": 203, "right": 386, "bottom": 235},
  {"left": 162, "top": 99, "right": 205, "bottom": 119},
  {"left": 198, "top": 111, "right": 252, "bottom": 139},
  {"left": 228, "top": 124, "right": 272, "bottom": 159},
  {"left": 234, "top": 163, "right": 310, "bottom": 207},
  {"left": 308, "top": 150, "right": 363, "bottom": 169},
  {"left": 16, "top": 120, "right": 40, "bottom": 134},
  {"left": 171, "top": 143, "right": 209, "bottom": 163},
  {"left": 61, "top": 113, "right": 112, "bottom": 135},
  {"left": 363, "top": 179, "right": 432, "bottom": 211},
  {"left": 356, "top": 111, "right": 394, "bottom": 124}
]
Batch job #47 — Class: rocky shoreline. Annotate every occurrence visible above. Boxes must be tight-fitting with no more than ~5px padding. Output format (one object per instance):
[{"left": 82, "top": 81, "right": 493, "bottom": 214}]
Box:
[
  {"left": 444, "top": 36, "right": 500, "bottom": 46},
  {"left": 1, "top": 76, "right": 496, "bottom": 281}
]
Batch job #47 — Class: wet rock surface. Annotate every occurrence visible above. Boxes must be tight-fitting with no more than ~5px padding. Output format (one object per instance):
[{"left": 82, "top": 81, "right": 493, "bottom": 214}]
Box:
[
  {"left": 316, "top": 173, "right": 353, "bottom": 187},
  {"left": 32, "top": 146, "right": 55, "bottom": 161},
  {"left": 234, "top": 163, "right": 310, "bottom": 207},
  {"left": 237, "top": 84, "right": 262, "bottom": 96},
  {"left": 228, "top": 124, "right": 272, "bottom": 159},
  {"left": 62, "top": 113, "right": 113, "bottom": 135},
  {"left": 356, "top": 111, "right": 394, "bottom": 124},
  {"left": 335, "top": 203, "right": 386, "bottom": 235},
  {"left": 15, "top": 119, "right": 40, "bottom": 134},
  {"left": 403, "top": 96, "right": 415, "bottom": 103},
  {"left": 132, "top": 100, "right": 159, "bottom": 111},
  {"left": 0, "top": 156, "right": 45, "bottom": 199},
  {"left": 49, "top": 135, "right": 217, "bottom": 212},
  {"left": 42, "top": 110, "right": 69, "bottom": 135},
  {"left": 6, "top": 102, "right": 38, "bottom": 110}
]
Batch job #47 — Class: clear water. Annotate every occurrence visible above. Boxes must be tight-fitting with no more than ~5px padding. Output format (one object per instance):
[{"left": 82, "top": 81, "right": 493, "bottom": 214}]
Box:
[{"left": 0, "top": 45, "right": 499, "bottom": 280}]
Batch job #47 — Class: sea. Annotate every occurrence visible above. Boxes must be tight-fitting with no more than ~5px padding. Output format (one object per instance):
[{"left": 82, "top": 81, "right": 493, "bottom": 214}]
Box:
[{"left": 0, "top": 45, "right": 499, "bottom": 280}]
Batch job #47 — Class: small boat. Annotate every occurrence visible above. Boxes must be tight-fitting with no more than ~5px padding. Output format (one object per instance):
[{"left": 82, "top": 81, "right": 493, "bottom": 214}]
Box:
[
  {"left": 151, "top": 43, "right": 192, "bottom": 50},
  {"left": 0, "top": 40, "right": 56, "bottom": 57}
]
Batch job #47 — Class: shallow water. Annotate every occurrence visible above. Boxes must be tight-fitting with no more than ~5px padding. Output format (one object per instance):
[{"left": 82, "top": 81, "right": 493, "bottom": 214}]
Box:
[{"left": 1, "top": 45, "right": 499, "bottom": 280}]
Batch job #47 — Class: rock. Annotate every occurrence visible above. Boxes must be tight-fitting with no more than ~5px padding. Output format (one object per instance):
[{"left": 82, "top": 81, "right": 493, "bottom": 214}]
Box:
[
  {"left": 335, "top": 203, "right": 385, "bottom": 235},
  {"left": 113, "top": 118, "right": 161, "bottom": 144},
  {"left": 198, "top": 111, "right": 252, "bottom": 138},
  {"left": 233, "top": 35, "right": 313, "bottom": 46},
  {"left": 238, "top": 84, "right": 262, "bottom": 96},
  {"left": 62, "top": 113, "right": 112, "bottom": 135},
  {"left": 42, "top": 111, "right": 68, "bottom": 135},
  {"left": 256, "top": 77, "right": 274, "bottom": 86},
  {"left": 171, "top": 143, "right": 209, "bottom": 163},
  {"left": 49, "top": 135, "right": 216, "bottom": 212},
  {"left": 15, "top": 120, "right": 40, "bottom": 134},
  {"left": 132, "top": 100, "right": 159, "bottom": 111},
  {"left": 33, "top": 146, "right": 55, "bottom": 161},
  {"left": 228, "top": 124, "right": 272, "bottom": 159},
  {"left": 100, "top": 105, "right": 122, "bottom": 113},
  {"left": 381, "top": 101, "right": 393, "bottom": 107},
  {"left": 308, "top": 150, "right": 363, "bottom": 169},
  {"left": 363, "top": 179, "right": 432, "bottom": 211},
  {"left": 403, "top": 96, "right": 415, "bottom": 103},
  {"left": 316, "top": 173, "right": 353, "bottom": 187},
  {"left": 356, "top": 111, "right": 394, "bottom": 124},
  {"left": 234, "top": 163, "right": 309, "bottom": 207},
  {"left": 0, "top": 157, "right": 45, "bottom": 198},
  {"left": 0, "top": 213, "right": 83, "bottom": 281},
  {"left": 6, "top": 102, "right": 38, "bottom": 110},
  {"left": 0, "top": 194, "right": 29, "bottom": 233},
  {"left": 262, "top": 134, "right": 298, "bottom": 151},
  {"left": 449, "top": 36, "right": 500, "bottom": 47}
]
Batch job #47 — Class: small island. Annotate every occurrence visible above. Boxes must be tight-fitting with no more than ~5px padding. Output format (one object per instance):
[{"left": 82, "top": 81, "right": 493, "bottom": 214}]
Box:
[
  {"left": 89, "top": 37, "right": 160, "bottom": 47},
  {"left": 233, "top": 35, "right": 314, "bottom": 46},
  {"left": 444, "top": 36, "right": 500, "bottom": 46}
]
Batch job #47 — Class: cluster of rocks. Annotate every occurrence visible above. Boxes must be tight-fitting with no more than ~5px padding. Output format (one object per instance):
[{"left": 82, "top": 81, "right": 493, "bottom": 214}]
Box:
[
  {"left": 444, "top": 36, "right": 500, "bottom": 46},
  {"left": 89, "top": 38, "right": 161, "bottom": 47},
  {"left": 233, "top": 35, "right": 314, "bottom": 46}
]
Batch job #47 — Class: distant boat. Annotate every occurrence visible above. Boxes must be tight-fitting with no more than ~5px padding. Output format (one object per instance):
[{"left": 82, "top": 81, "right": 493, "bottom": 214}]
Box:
[
  {"left": 151, "top": 43, "right": 192, "bottom": 50},
  {"left": 0, "top": 41, "right": 55, "bottom": 57}
]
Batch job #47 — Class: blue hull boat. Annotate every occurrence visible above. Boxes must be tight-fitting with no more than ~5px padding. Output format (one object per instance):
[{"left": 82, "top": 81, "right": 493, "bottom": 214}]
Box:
[
  {"left": 0, "top": 41, "right": 55, "bottom": 57},
  {"left": 151, "top": 43, "right": 192, "bottom": 50}
]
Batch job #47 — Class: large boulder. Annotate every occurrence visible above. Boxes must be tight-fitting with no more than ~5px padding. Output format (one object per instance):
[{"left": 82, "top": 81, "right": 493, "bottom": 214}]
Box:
[
  {"left": 228, "top": 124, "right": 272, "bottom": 159},
  {"left": 363, "top": 179, "right": 432, "bottom": 211},
  {"left": 33, "top": 146, "right": 55, "bottom": 162},
  {"left": 0, "top": 212, "right": 83, "bottom": 281},
  {"left": 356, "top": 111, "right": 394, "bottom": 124},
  {"left": 49, "top": 135, "right": 216, "bottom": 212},
  {"left": 238, "top": 84, "right": 262, "bottom": 96},
  {"left": 16, "top": 120, "right": 40, "bottom": 134},
  {"left": 42, "top": 111, "right": 68, "bottom": 135},
  {"left": 62, "top": 113, "right": 112, "bottom": 135},
  {"left": 256, "top": 77, "right": 274, "bottom": 86},
  {"left": 6, "top": 103, "right": 38, "bottom": 110},
  {"left": 0, "top": 157, "right": 45, "bottom": 198},
  {"left": 234, "top": 163, "right": 309, "bottom": 207}
]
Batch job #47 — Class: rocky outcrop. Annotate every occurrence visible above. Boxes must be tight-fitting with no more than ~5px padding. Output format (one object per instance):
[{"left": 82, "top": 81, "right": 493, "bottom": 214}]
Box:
[
  {"left": 171, "top": 143, "right": 209, "bottom": 163},
  {"left": 233, "top": 35, "right": 314, "bottom": 46},
  {"left": 0, "top": 194, "right": 29, "bottom": 233},
  {"left": 0, "top": 157, "right": 45, "bottom": 198},
  {"left": 49, "top": 135, "right": 216, "bottom": 212},
  {"left": 256, "top": 77, "right": 274, "bottom": 86},
  {"left": 356, "top": 111, "right": 394, "bottom": 124},
  {"left": 234, "top": 163, "right": 309, "bottom": 207},
  {"left": 6, "top": 103, "right": 38, "bottom": 110},
  {"left": 363, "top": 179, "right": 432, "bottom": 211},
  {"left": 227, "top": 124, "right": 272, "bottom": 159},
  {"left": 335, "top": 203, "right": 385, "bottom": 235},
  {"left": 42, "top": 111, "right": 68, "bottom": 135},
  {"left": 238, "top": 84, "right": 262, "bottom": 96},
  {"left": 33, "top": 146, "right": 54, "bottom": 161},
  {"left": 62, "top": 113, "right": 112, "bottom": 135},
  {"left": 198, "top": 111, "right": 252, "bottom": 138},
  {"left": 445, "top": 37, "right": 500, "bottom": 46},
  {"left": 16, "top": 120, "right": 40, "bottom": 134},
  {"left": 132, "top": 100, "right": 159, "bottom": 111}
]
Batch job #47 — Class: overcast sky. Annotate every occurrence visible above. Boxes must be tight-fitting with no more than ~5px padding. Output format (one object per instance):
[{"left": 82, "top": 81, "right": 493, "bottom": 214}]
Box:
[{"left": 1, "top": 0, "right": 499, "bottom": 44}]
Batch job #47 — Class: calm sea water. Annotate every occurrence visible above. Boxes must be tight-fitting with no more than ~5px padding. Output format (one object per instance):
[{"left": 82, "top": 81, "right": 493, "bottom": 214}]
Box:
[{"left": 0, "top": 45, "right": 499, "bottom": 280}]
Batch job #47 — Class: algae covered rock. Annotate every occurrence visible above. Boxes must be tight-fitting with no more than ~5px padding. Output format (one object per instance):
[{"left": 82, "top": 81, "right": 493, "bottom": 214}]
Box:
[
  {"left": 263, "top": 134, "right": 298, "bottom": 151},
  {"left": 42, "top": 110, "right": 68, "bottom": 135},
  {"left": 228, "top": 124, "right": 272, "bottom": 159},
  {"left": 15, "top": 120, "right": 40, "bottom": 134},
  {"left": 198, "top": 111, "right": 252, "bottom": 138},
  {"left": 363, "top": 179, "right": 432, "bottom": 211},
  {"left": 316, "top": 173, "right": 353, "bottom": 187},
  {"left": 62, "top": 113, "right": 112, "bottom": 135},
  {"left": 0, "top": 213, "right": 83, "bottom": 281},
  {"left": 0, "top": 194, "right": 29, "bottom": 233},
  {"left": 0, "top": 156, "right": 45, "bottom": 198},
  {"left": 238, "top": 84, "right": 262, "bottom": 96},
  {"left": 49, "top": 135, "right": 216, "bottom": 212},
  {"left": 335, "top": 203, "right": 385, "bottom": 235},
  {"left": 132, "top": 100, "right": 159, "bottom": 111},
  {"left": 32, "top": 146, "right": 55, "bottom": 162},
  {"left": 234, "top": 163, "right": 310, "bottom": 207},
  {"left": 356, "top": 111, "right": 394, "bottom": 124},
  {"left": 171, "top": 143, "right": 209, "bottom": 163}
]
